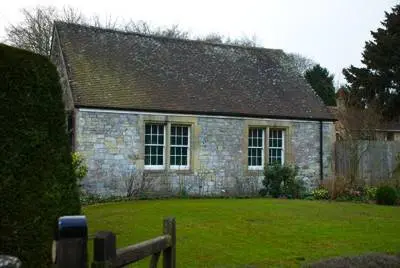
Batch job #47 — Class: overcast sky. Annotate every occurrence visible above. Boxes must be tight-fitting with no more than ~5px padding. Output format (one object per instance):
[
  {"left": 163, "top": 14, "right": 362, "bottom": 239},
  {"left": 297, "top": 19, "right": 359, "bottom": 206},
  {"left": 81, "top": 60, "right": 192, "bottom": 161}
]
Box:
[{"left": 0, "top": 0, "right": 397, "bottom": 85}]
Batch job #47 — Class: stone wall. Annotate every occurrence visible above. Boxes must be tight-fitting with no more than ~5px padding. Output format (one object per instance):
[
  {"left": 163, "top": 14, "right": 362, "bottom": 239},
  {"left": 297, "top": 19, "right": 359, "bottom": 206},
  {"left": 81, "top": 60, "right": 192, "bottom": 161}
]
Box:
[
  {"left": 76, "top": 109, "right": 335, "bottom": 196},
  {"left": 292, "top": 121, "right": 335, "bottom": 189}
]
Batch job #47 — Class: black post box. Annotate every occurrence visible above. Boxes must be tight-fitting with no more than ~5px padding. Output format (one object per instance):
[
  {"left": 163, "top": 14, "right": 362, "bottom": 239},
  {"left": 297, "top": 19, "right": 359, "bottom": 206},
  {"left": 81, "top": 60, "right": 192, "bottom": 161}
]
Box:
[{"left": 58, "top": 215, "right": 88, "bottom": 239}]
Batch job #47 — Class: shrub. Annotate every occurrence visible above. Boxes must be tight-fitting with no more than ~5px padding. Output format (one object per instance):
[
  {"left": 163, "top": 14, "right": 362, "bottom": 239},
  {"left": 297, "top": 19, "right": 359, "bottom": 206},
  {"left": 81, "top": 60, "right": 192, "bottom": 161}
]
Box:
[
  {"left": 322, "top": 176, "right": 348, "bottom": 199},
  {"left": 283, "top": 177, "right": 307, "bottom": 199},
  {"left": 365, "top": 186, "right": 378, "bottom": 201},
  {"left": 0, "top": 44, "right": 81, "bottom": 267},
  {"left": 376, "top": 185, "right": 398, "bottom": 206},
  {"left": 72, "top": 152, "right": 88, "bottom": 182},
  {"left": 312, "top": 188, "right": 329, "bottom": 200},
  {"left": 261, "top": 163, "right": 299, "bottom": 198}
]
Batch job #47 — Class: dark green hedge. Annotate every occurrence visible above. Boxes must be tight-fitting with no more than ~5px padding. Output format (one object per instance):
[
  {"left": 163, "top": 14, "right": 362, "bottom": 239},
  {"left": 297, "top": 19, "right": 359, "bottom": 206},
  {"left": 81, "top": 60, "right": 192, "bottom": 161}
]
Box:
[{"left": 0, "top": 44, "right": 81, "bottom": 267}]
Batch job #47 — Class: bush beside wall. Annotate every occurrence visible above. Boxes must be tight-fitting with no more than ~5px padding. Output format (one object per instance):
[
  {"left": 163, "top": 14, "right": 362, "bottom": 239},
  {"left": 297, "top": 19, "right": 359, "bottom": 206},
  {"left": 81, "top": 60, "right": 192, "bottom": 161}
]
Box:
[{"left": 0, "top": 44, "right": 80, "bottom": 267}]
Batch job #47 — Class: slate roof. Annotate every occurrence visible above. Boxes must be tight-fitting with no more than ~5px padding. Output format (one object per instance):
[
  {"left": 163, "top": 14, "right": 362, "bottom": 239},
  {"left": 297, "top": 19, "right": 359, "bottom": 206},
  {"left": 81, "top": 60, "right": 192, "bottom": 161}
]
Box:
[{"left": 53, "top": 21, "right": 334, "bottom": 120}]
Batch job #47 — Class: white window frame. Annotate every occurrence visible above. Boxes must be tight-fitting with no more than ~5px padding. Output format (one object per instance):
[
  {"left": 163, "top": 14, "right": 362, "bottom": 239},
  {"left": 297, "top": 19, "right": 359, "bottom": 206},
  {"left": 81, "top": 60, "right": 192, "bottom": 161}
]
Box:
[
  {"left": 144, "top": 124, "right": 166, "bottom": 170},
  {"left": 170, "top": 125, "right": 190, "bottom": 170},
  {"left": 248, "top": 128, "right": 265, "bottom": 170},
  {"left": 268, "top": 129, "right": 285, "bottom": 165}
]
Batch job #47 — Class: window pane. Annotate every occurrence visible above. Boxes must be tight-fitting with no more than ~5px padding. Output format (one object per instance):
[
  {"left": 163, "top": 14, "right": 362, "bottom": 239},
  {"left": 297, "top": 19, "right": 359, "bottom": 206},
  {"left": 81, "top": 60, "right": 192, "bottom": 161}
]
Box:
[
  {"left": 177, "top": 136, "right": 182, "bottom": 145},
  {"left": 170, "top": 155, "right": 176, "bottom": 165},
  {"left": 151, "top": 135, "right": 158, "bottom": 144},
  {"left": 145, "top": 124, "right": 165, "bottom": 167},
  {"left": 158, "top": 155, "right": 163, "bottom": 165},
  {"left": 268, "top": 129, "right": 284, "bottom": 165},
  {"left": 257, "top": 138, "right": 262, "bottom": 147},
  {"left": 150, "top": 155, "right": 157, "bottom": 165},
  {"left": 145, "top": 135, "right": 151, "bottom": 144},
  {"left": 170, "top": 126, "right": 190, "bottom": 167},
  {"left": 176, "top": 155, "right": 181, "bottom": 165},
  {"left": 158, "top": 125, "right": 164, "bottom": 135},
  {"left": 257, "top": 155, "right": 262, "bottom": 166},
  {"left": 145, "top": 125, "right": 151, "bottom": 134},
  {"left": 151, "top": 125, "right": 157, "bottom": 134},
  {"left": 277, "top": 139, "right": 282, "bottom": 147}
]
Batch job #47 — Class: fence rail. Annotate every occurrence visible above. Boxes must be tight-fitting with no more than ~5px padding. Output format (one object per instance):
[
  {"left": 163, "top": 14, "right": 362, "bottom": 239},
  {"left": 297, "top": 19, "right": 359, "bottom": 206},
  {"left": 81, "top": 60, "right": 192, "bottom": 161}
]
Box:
[
  {"left": 55, "top": 217, "right": 176, "bottom": 268},
  {"left": 335, "top": 140, "right": 400, "bottom": 183},
  {"left": 92, "top": 217, "right": 176, "bottom": 268}
]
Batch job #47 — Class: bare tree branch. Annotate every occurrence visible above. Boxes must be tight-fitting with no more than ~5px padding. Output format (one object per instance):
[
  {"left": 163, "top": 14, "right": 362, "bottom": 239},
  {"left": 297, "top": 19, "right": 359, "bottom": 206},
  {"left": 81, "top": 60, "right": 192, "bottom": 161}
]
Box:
[
  {"left": 5, "top": 6, "right": 84, "bottom": 56},
  {"left": 90, "top": 14, "right": 119, "bottom": 30},
  {"left": 5, "top": 5, "right": 264, "bottom": 57},
  {"left": 61, "top": 6, "right": 84, "bottom": 23},
  {"left": 286, "top": 53, "right": 316, "bottom": 75}
]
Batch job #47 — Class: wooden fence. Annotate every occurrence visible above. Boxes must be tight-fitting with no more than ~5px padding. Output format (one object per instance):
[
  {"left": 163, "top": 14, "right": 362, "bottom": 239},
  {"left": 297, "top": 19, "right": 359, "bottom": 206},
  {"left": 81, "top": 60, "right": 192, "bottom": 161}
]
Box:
[
  {"left": 55, "top": 217, "right": 176, "bottom": 268},
  {"left": 335, "top": 140, "right": 400, "bottom": 183}
]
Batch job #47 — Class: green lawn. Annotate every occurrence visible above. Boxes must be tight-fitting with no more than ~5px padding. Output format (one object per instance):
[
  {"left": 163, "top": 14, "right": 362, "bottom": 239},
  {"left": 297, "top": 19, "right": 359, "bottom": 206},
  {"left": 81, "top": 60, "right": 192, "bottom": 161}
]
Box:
[{"left": 84, "top": 199, "right": 400, "bottom": 267}]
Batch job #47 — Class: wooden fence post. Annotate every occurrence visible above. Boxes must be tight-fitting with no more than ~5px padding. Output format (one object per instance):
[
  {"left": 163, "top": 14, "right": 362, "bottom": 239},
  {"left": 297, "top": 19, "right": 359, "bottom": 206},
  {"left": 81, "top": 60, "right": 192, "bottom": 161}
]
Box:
[
  {"left": 91, "top": 231, "right": 116, "bottom": 268},
  {"left": 55, "top": 216, "right": 88, "bottom": 268},
  {"left": 56, "top": 238, "right": 87, "bottom": 268},
  {"left": 163, "top": 217, "right": 176, "bottom": 268}
]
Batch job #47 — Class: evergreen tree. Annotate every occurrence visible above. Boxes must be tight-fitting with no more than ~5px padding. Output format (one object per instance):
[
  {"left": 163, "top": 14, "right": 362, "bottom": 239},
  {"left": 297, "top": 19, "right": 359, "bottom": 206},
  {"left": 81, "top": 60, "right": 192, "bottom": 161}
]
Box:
[
  {"left": 304, "top": 64, "right": 336, "bottom": 106},
  {"left": 343, "top": 4, "right": 400, "bottom": 120}
]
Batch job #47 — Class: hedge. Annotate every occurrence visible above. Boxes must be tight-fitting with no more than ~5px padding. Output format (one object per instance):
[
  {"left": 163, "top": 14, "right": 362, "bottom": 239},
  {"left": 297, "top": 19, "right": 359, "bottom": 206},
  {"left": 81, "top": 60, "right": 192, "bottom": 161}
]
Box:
[{"left": 0, "top": 44, "right": 81, "bottom": 267}]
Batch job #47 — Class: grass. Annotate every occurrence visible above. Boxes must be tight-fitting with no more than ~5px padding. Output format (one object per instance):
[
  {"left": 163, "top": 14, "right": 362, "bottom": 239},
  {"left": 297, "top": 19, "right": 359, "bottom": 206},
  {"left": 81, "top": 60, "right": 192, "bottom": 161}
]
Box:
[{"left": 84, "top": 199, "right": 400, "bottom": 267}]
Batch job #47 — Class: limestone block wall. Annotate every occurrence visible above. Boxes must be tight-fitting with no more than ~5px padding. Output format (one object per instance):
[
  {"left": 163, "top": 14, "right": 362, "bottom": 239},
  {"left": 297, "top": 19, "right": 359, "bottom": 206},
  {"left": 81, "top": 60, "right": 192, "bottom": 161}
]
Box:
[{"left": 76, "top": 109, "right": 334, "bottom": 196}]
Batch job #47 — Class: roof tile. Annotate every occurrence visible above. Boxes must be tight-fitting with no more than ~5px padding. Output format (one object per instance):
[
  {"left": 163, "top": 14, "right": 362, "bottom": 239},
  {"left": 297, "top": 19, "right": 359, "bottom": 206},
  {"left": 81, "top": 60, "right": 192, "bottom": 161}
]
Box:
[{"left": 54, "top": 22, "right": 334, "bottom": 120}]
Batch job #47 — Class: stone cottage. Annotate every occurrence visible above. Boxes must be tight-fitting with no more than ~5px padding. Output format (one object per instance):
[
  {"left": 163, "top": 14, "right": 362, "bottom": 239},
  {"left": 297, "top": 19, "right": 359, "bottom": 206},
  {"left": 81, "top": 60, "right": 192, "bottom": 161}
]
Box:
[{"left": 50, "top": 21, "right": 335, "bottom": 196}]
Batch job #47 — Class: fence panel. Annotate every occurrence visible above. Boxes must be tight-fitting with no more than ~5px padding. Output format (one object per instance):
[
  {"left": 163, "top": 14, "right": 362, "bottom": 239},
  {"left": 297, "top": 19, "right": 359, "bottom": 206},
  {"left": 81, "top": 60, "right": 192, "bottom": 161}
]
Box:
[{"left": 335, "top": 141, "right": 400, "bottom": 183}]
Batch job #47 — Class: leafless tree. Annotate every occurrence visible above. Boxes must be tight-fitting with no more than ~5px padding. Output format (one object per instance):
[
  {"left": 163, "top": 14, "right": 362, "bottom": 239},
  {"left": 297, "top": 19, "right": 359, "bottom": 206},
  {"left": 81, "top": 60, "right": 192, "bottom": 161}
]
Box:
[
  {"left": 198, "top": 33, "right": 259, "bottom": 47},
  {"left": 286, "top": 53, "right": 316, "bottom": 75},
  {"left": 226, "top": 34, "right": 259, "bottom": 47},
  {"left": 5, "top": 6, "right": 191, "bottom": 56},
  {"left": 90, "top": 14, "right": 119, "bottom": 30},
  {"left": 6, "top": 6, "right": 56, "bottom": 56},
  {"left": 5, "top": 6, "right": 84, "bottom": 56},
  {"left": 123, "top": 169, "right": 155, "bottom": 198},
  {"left": 124, "top": 20, "right": 189, "bottom": 39},
  {"left": 6, "top": 4, "right": 265, "bottom": 58},
  {"left": 60, "top": 6, "right": 84, "bottom": 23},
  {"left": 335, "top": 94, "right": 383, "bottom": 184},
  {"left": 200, "top": 33, "right": 225, "bottom": 44}
]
